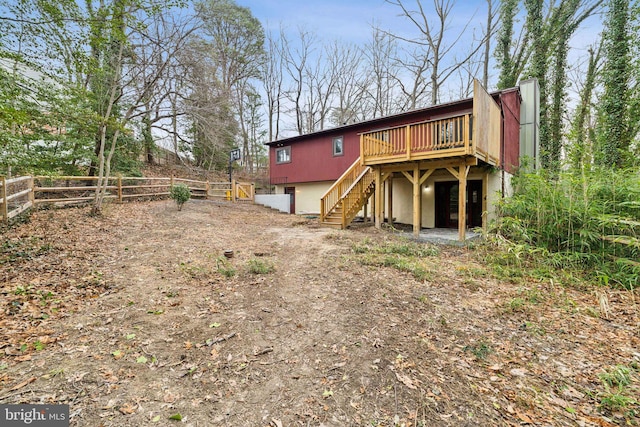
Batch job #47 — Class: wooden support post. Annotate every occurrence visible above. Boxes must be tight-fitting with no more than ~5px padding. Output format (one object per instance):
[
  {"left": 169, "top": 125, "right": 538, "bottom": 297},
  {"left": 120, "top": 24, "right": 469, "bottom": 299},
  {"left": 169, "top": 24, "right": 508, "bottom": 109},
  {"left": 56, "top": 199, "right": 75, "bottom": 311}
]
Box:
[
  {"left": 458, "top": 163, "right": 470, "bottom": 241},
  {"left": 117, "top": 176, "right": 123, "bottom": 203},
  {"left": 374, "top": 168, "right": 383, "bottom": 229},
  {"left": 482, "top": 171, "right": 489, "bottom": 233},
  {"left": 205, "top": 181, "right": 210, "bottom": 200},
  {"left": 363, "top": 200, "right": 368, "bottom": 223},
  {"left": 413, "top": 164, "right": 421, "bottom": 236},
  {"left": 380, "top": 176, "right": 384, "bottom": 223},
  {"left": 387, "top": 173, "right": 393, "bottom": 227},
  {"left": 1, "top": 176, "right": 7, "bottom": 223},
  {"left": 370, "top": 193, "right": 375, "bottom": 223},
  {"left": 232, "top": 180, "right": 237, "bottom": 202}
]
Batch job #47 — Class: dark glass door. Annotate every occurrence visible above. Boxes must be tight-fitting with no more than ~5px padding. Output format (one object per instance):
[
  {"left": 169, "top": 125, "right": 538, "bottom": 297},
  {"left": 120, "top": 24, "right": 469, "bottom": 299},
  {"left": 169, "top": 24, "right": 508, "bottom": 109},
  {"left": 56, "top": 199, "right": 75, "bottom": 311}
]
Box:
[{"left": 435, "top": 181, "right": 482, "bottom": 228}]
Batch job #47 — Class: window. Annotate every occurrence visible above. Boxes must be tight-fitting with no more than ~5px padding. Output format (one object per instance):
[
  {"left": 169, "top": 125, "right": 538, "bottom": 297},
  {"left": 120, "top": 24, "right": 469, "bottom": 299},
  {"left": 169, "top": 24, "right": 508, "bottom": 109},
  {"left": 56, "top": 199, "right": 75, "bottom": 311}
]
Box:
[
  {"left": 333, "top": 136, "right": 344, "bottom": 156},
  {"left": 275, "top": 146, "right": 291, "bottom": 164}
]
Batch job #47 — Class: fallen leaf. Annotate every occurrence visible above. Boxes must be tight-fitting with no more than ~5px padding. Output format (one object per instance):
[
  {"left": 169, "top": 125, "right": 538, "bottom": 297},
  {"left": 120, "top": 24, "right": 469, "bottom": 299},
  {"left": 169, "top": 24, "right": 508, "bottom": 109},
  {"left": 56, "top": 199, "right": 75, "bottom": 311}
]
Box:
[
  {"left": 14, "top": 354, "right": 32, "bottom": 362},
  {"left": 151, "top": 415, "right": 161, "bottom": 422},
  {"left": 118, "top": 403, "right": 136, "bottom": 415},
  {"left": 163, "top": 392, "right": 179, "bottom": 403},
  {"left": 136, "top": 356, "right": 148, "bottom": 364},
  {"left": 516, "top": 411, "right": 534, "bottom": 423},
  {"left": 509, "top": 368, "right": 527, "bottom": 377},
  {"left": 7, "top": 377, "right": 36, "bottom": 392},
  {"left": 112, "top": 350, "right": 123, "bottom": 360},
  {"left": 169, "top": 413, "right": 182, "bottom": 421},
  {"left": 395, "top": 372, "right": 417, "bottom": 389}
]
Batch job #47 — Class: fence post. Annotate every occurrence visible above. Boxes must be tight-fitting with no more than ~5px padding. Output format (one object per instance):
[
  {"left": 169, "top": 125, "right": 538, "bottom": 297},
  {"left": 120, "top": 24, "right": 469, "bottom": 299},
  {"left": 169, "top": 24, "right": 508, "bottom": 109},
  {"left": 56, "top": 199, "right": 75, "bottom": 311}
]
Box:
[
  {"left": 205, "top": 181, "right": 210, "bottom": 200},
  {"left": 232, "top": 180, "right": 237, "bottom": 202},
  {"left": 1, "top": 176, "right": 7, "bottom": 223},
  {"left": 28, "top": 176, "right": 35, "bottom": 206},
  {"left": 117, "top": 176, "right": 123, "bottom": 203}
]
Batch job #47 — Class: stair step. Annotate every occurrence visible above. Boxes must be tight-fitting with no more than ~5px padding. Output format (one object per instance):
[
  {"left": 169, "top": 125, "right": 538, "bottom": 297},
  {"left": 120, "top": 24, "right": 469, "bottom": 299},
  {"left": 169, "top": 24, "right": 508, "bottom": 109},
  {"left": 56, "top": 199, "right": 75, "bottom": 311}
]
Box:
[
  {"left": 320, "top": 221, "right": 343, "bottom": 229},
  {"left": 323, "top": 217, "right": 343, "bottom": 223}
]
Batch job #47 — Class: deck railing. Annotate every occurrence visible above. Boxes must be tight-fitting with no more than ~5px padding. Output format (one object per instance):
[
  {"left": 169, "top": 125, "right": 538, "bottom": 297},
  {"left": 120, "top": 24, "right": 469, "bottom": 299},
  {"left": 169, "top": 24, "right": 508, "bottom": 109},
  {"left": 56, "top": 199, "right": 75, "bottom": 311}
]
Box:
[{"left": 361, "top": 114, "right": 473, "bottom": 164}]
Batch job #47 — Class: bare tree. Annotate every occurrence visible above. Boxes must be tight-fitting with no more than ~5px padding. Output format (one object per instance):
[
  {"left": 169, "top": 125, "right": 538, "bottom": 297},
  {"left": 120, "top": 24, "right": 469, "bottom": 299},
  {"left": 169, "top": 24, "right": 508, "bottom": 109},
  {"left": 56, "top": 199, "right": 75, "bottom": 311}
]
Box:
[
  {"left": 385, "top": 0, "right": 488, "bottom": 104},
  {"left": 178, "top": 39, "right": 238, "bottom": 171},
  {"left": 329, "top": 42, "right": 368, "bottom": 126},
  {"left": 362, "top": 27, "right": 401, "bottom": 118},
  {"left": 262, "top": 27, "right": 285, "bottom": 141},
  {"left": 92, "top": 6, "right": 198, "bottom": 213},
  {"left": 132, "top": 13, "right": 199, "bottom": 165},
  {"left": 483, "top": 0, "right": 499, "bottom": 88},
  {"left": 567, "top": 41, "right": 602, "bottom": 169},
  {"left": 391, "top": 43, "right": 432, "bottom": 110},
  {"left": 282, "top": 27, "right": 317, "bottom": 135}
]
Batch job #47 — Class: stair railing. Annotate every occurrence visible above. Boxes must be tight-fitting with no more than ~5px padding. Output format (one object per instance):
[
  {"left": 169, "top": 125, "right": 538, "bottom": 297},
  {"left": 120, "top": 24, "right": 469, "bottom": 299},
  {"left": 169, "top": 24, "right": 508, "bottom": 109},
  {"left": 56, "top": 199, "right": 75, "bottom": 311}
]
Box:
[
  {"left": 341, "top": 167, "right": 375, "bottom": 226},
  {"left": 320, "top": 157, "right": 368, "bottom": 222}
]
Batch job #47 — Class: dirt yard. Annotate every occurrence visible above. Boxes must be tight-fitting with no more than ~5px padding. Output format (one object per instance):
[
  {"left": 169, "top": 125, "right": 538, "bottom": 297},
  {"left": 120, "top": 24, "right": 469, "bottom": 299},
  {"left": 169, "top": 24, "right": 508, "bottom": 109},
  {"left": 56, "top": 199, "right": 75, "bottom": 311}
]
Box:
[{"left": 1, "top": 200, "right": 638, "bottom": 426}]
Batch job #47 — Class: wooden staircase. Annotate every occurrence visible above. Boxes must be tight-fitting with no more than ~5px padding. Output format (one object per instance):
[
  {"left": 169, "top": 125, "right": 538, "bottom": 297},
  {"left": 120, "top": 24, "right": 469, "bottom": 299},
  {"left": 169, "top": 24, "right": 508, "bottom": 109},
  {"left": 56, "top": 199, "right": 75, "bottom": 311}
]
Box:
[{"left": 320, "top": 157, "right": 375, "bottom": 229}]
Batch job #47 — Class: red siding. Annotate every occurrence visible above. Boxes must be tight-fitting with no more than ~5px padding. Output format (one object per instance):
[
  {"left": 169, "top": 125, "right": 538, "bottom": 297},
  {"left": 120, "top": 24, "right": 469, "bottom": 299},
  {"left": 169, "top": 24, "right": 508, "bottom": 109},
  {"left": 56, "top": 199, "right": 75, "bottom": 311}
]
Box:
[
  {"left": 269, "top": 100, "right": 474, "bottom": 184},
  {"left": 269, "top": 133, "right": 359, "bottom": 183},
  {"left": 499, "top": 90, "right": 521, "bottom": 174}
]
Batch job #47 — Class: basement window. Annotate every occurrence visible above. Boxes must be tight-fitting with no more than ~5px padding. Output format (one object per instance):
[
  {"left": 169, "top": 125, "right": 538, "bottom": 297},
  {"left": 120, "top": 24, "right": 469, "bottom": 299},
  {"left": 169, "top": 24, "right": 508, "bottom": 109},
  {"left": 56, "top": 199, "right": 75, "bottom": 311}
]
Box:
[
  {"left": 333, "top": 136, "right": 344, "bottom": 156},
  {"left": 276, "top": 146, "right": 291, "bottom": 164}
]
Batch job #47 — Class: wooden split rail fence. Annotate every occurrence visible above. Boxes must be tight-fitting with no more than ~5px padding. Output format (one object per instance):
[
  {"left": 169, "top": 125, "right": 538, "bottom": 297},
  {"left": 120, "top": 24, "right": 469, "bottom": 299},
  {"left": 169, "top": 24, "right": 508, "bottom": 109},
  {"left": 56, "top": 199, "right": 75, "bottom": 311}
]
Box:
[{"left": 0, "top": 175, "right": 255, "bottom": 223}]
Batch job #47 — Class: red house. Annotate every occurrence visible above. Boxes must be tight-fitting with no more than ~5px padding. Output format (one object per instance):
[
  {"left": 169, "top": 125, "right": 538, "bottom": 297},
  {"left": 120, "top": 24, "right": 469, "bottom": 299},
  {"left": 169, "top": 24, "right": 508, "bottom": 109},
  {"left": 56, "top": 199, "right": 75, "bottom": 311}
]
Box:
[{"left": 266, "top": 80, "right": 539, "bottom": 240}]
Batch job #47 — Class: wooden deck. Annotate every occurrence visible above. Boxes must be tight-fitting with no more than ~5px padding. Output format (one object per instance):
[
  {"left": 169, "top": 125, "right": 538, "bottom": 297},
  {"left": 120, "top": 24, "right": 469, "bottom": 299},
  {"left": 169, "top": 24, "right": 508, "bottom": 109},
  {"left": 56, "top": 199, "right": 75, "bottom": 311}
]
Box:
[
  {"left": 321, "top": 80, "right": 503, "bottom": 240},
  {"left": 360, "top": 80, "right": 501, "bottom": 167}
]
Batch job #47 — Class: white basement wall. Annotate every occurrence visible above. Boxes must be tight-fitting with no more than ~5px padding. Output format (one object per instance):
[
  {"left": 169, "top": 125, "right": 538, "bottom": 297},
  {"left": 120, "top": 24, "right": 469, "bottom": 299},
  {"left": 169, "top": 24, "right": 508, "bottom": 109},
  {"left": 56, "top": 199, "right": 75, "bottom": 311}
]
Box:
[
  {"left": 274, "top": 181, "right": 333, "bottom": 215},
  {"left": 254, "top": 194, "right": 291, "bottom": 213}
]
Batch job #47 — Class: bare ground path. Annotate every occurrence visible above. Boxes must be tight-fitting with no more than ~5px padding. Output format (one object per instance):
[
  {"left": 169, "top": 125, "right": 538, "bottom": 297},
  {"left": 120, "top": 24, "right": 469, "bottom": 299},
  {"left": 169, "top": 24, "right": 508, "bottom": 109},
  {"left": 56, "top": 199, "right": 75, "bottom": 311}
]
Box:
[{"left": 1, "top": 200, "right": 638, "bottom": 426}]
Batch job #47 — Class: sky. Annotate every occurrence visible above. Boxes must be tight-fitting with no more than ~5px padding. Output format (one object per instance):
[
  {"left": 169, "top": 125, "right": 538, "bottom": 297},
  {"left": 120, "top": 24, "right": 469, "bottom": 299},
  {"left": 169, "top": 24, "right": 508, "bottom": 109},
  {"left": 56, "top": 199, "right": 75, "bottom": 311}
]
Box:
[
  {"left": 237, "top": 0, "right": 398, "bottom": 43},
  {"left": 230, "top": 0, "right": 605, "bottom": 140},
  {"left": 236, "top": 0, "right": 488, "bottom": 45},
  {"left": 235, "top": 0, "right": 603, "bottom": 85}
]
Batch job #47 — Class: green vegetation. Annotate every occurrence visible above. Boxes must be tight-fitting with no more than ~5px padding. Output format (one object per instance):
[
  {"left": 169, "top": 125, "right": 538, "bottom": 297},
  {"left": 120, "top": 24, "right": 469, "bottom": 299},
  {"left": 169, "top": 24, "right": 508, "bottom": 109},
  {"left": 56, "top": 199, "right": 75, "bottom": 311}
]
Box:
[
  {"left": 492, "top": 167, "right": 640, "bottom": 289},
  {"left": 351, "top": 238, "right": 438, "bottom": 281},
  {"left": 170, "top": 184, "right": 191, "bottom": 211},
  {"left": 1, "top": 237, "right": 54, "bottom": 264},
  {"left": 247, "top": 258, "right": 274, "bottom": 274},
  {"left": 596, "top": 0, "right": 634, "bottom": 168},
  {"left": 216, "top": 257, "right": 237, "bottom": 278},
  {"left": 600, "top": 365, "right": 633, "bottom": 388},
  {"left": 463, "top": 339, "right": 493, "bottom": 361},
  {"left": 351, "top": 238, "right": 439, "bottom": 258},
  {"left": 597, "top": 364, "right": 639, "bottom": 418}
]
